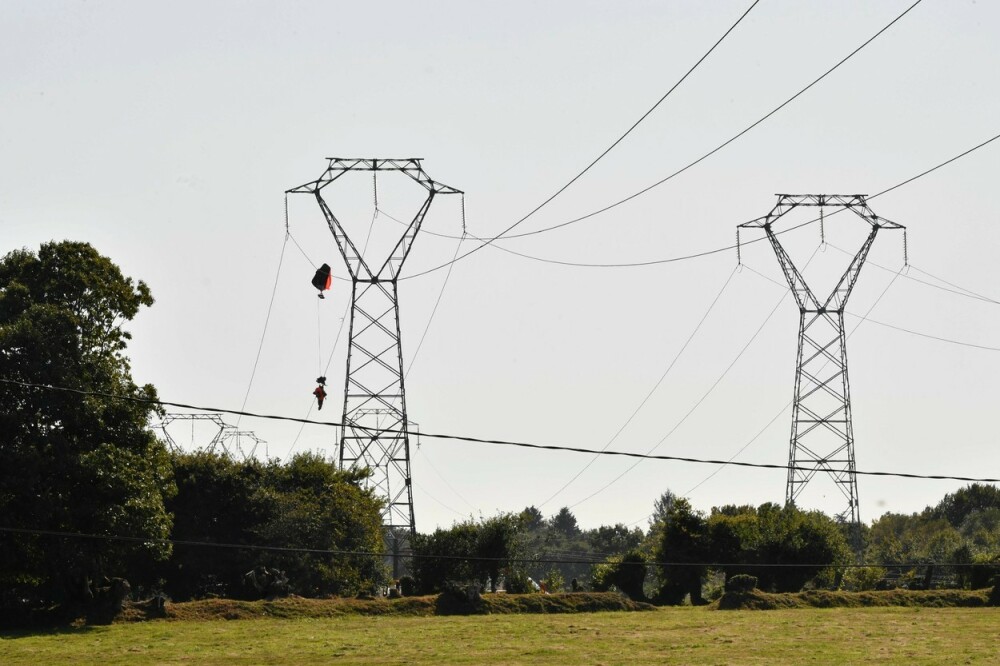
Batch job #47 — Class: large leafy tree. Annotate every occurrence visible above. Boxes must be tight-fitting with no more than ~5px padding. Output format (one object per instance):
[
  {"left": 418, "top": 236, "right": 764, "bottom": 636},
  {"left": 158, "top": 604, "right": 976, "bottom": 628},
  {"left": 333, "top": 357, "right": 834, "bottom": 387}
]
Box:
[
  {"left": 0, "top": 241, "right": 172, "bottom": 605},
  {"left": 654, "top": 497, "right": 709, "bottom": 604}
]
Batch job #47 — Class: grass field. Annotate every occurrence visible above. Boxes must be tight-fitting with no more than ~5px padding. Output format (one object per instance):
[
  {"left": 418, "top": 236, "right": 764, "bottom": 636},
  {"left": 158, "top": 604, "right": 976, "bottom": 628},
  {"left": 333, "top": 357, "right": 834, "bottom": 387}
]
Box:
[{"left": 3, "top": 605, "right": 998, "bottom": 665}]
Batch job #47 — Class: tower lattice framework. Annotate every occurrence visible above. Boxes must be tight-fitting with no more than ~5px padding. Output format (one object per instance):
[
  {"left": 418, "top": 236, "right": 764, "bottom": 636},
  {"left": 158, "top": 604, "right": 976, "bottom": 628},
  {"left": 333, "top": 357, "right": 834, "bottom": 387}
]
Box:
[
  {"left": 288, "top": 158, "right": 460, "bottom": 536},
  {"left": 739, "top": 194, "right": 904, "bottom": 550}
]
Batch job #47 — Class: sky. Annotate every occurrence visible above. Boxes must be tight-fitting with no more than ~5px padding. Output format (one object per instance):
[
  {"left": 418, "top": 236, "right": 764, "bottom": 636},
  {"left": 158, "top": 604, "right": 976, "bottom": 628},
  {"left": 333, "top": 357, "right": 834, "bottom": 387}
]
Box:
[{"left": 2, "top": 0, "right": 999, "bottom": 532}]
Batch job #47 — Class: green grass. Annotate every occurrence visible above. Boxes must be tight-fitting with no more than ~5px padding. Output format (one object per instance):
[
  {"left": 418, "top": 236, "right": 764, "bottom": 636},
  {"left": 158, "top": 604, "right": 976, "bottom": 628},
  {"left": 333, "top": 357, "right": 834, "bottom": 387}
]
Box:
[{"left": 3, "top": 606, "right": 999, "bottom": 665}]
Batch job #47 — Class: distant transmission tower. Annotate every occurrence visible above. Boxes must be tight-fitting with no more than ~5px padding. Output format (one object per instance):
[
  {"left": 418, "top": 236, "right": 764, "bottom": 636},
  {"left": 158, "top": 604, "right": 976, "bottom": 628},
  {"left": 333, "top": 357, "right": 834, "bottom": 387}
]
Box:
[
  {"left": 738, "top": 194, "right": 905, "bottom": 552},
  {"left": 153, "top": 413, "right": 265, "bottom": 459},
  {"left": 287, "top": 158, "right": 460, "bottom": 542}
]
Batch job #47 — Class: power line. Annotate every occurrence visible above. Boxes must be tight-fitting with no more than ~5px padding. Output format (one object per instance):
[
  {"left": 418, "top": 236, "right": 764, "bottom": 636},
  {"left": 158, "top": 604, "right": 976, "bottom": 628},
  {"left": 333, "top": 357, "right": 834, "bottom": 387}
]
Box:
[
  {"left": 869, "top": 132, "right": 1000, "bottom": 200},
  {"left": 235, "top": 230, "right": 289, "bottom": 428},
  {"left": 376, "top": 207, "right": 469, "bottom": 380},
  {"left": 539, "top": 265, "right": 739, "bottom": 508},
  {"left": 450, "top": 125, "right": 999, "bottom": 271},
  {"left": 827, "top": 243, "right": 1000, "bottom": 307},
  {"left": 907, "top": 264, "right": 1000, "bottom": 305},
  {"left": 503, "top": 0, "right": 925, "bottom": 241},
  {"left": 4, "top": 377, "right": 998, "bottom": 484},
  {"left": 845, "top": 313, "right": 1000, "bottom": 353},
  {"left": 502, "top": 0, "right": 761, "bottom": 233},
  {"left": 403, "top": 0, "right": 924, "bottom": 278},
  {"left": 629, "top": 257, "right": 904, "bottom": 526},
  {"left": 566, "top": 266, "right": 795, "bottom": 511}
]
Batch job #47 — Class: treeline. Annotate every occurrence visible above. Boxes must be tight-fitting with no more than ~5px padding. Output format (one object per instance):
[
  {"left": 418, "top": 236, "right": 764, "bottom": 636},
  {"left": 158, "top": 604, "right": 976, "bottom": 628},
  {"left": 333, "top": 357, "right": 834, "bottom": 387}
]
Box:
[
  {"left": 410, "top": 495, "right": 853, "bottom": 603},
  {"left": 411, "top": 486, "right": 1000, "bottom": 604},
  {"left": 865, "top": 483, "right": 1000, "bottom": 589}
]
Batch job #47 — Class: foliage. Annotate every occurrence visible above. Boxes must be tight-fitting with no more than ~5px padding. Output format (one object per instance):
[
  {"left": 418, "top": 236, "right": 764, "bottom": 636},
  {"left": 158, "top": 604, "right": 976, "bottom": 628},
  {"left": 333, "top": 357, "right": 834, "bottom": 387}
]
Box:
[
  {"left": 549, "top": 507, "right": 580, "bottom": 536},
  {"left": 0, "top": 241, "right": 173, "bottom": 606},
  {"left": 590, "top": 551, "right": 647, "bottom": 601},
  {"left": 398, "top": 575, "right": 416, "bottom": 597},
  {"left": 517, "top": 506, "right": 636, "bottom": 592},
  {"left": 164, "top": 451, "right": 386, "bottom": 600},
  {"left": 410, "top": 521, "right": 479, "bottom": 594},
  {"left": 655, "top": 497, "right": 709, "bottom": 604},
  {"left": 842, "top": 566, "right": 886, "bottom": 592},
  {"left": 410, "top": 514, "right": 525, "bottom": 594},
  {"left": 589, "top": 523, "right": 644, "bottom": 555},
  {"left": 503, "top": 570, "right": 537, "bottom": 594},
  {"left": 928, "top": 484, "right": 1000, "bottom": 527},
  {"left": 542, "top": 567, "right": 565, "bottom": 593},
  {"left": 725, "top": 574, "right": 758, "bottom": 593},
  {"left": 705, "top": 503, "right": 851, "bottom": 594},
  {"left": 518, "top": 505, "right": 544, "bottom": 530}
]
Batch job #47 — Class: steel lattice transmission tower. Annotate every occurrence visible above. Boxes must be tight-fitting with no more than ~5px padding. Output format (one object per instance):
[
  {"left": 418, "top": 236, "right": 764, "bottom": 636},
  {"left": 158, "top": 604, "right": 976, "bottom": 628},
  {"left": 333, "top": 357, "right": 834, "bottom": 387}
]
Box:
[
  {"left": 288, "top": 158, "right": 460, "bottom": 538},
  {"left": 738, "top": 194, "right": 905, "bottom": 550}
]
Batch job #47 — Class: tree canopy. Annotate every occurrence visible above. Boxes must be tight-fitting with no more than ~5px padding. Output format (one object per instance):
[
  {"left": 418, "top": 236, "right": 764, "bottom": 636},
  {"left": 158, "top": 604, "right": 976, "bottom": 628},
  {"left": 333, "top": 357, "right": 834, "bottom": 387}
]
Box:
[{"left": 0, "top": 241, "right": 172, "bottom": 605}]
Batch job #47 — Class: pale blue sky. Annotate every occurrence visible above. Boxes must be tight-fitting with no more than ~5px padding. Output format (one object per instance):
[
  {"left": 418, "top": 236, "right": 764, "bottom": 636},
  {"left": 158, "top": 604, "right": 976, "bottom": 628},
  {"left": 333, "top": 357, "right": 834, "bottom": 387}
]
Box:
[{"left": 2, "top": 0, "right": 999, "bottom": 530}]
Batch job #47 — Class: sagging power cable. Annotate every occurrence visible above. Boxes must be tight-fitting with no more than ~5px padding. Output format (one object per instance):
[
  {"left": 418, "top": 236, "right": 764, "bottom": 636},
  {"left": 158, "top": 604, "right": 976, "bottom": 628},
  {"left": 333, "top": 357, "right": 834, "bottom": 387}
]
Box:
[{"left": 7, "top": 382, "right": 998, "bottom": 485}]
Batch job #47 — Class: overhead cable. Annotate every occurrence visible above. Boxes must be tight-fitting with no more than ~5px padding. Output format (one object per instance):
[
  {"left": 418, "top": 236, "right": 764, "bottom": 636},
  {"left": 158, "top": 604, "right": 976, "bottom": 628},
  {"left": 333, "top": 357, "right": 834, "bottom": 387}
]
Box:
[
  {"left": 403, "top": 0, "right": 925, "bottom": 277},
  {"left": 502, "top": 0, "right": 762, "bottom": 233},
  {"left": 538, "top": 264, "right": 739, "bottom": 508},
  {"left": 4, "top": 378, "right": 996, "bottom": 483}
]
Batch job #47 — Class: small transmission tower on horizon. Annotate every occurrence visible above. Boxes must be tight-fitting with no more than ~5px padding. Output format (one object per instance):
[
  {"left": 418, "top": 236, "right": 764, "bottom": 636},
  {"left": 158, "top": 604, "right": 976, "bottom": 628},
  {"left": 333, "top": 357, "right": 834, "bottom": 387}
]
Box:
[
  {"left": 738, "top": 194, "right": 905, "bottom": 551},
  {"left": 287, "top": 158, "right": 461, "bottom": 540}
]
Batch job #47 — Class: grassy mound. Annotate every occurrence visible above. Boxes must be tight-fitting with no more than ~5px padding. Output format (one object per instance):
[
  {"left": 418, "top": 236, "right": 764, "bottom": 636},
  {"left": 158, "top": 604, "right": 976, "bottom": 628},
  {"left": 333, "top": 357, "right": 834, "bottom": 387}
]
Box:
[
  {"left": 716, "top": 587, "right": 993, "bottom": 610},
  {"left": 116, "top": 592, "right": 651, "bottom": 623},
  {"left": 437, "top": 591, "right": 654, "bottom": 615}
]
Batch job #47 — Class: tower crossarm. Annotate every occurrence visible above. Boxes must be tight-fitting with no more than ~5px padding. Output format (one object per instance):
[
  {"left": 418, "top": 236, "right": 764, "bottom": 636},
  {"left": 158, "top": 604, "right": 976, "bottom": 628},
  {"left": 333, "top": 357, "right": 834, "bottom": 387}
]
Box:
[
  {"left": 377, "top": 193, "right": 435, "bottom": 281},
  {"left": 315, "top": 192, "right": 375, "bottom": 281},
  {"left": 287, "top": 158, "right": 462, "bottom": 196},
  {"left": 823, "top": 223, "right": 878, "bottom": 312},
  {"left": 762, "top": 223, "right": 821, "bottom": 311}
]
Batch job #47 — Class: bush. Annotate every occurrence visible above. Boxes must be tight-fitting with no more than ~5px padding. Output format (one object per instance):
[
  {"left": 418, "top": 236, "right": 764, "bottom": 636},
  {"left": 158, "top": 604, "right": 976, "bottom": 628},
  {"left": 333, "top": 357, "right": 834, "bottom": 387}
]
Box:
[
  {"left": 398, "top": 575, "right": 416, "bottom": 597},
  {"left": 726, "top": 574, "right": 758, "bottom": 594},
  {"left": 542, "top": 568, "right": 565, "bottom": 593},
  {"left": 590, "top": 551, "right": 647, "bottom": 601},
  {"left": 843, "top": 566, "right": 887, "bottom": 592},
  {"left": 505, "top": 571, "right": 537, "bottom": 594}
]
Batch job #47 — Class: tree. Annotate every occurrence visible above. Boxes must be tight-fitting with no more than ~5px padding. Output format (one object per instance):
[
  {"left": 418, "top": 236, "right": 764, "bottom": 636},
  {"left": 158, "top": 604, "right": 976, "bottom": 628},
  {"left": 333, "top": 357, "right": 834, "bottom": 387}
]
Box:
[
  {"left": 475, "top": 514, "right": 524, "bottom": 591},
  {"left": 411, "top": 521, "right": 480, "bottom": 595},
  {"left": 519, "top": 505, "right": 544, "bottom": 531},
  {"left": 655, "top": 498, "right": 708, "bottom": 604},
  {"left": 590, "top": 550, "right": 647, "bottom": 600},
  {"left": 589, "top": 523, "right": 644, "bottom": 556},
  {"left": 929, "top": 484, "right": 1000, "bottom": 528},
  {"left": 649, "top": 490, "right": 679, "bottom": 529},
  {"left": 165, "top": 451, "right": 386, "bottom": 600},
  {"left": 0, "top": 241, "right": 173, "bottom": 607},
  {"left": 411, "top": 514, "right": 526, "bottom": 594},
  {"left": 254, "top": 453, "right": 386, "bottom": 597},
  {"left": 550, "top": 507, "right": 580, "bottom": 536},
  {"left": 163, "top": 451, "right": 269, "bottom": 600}
]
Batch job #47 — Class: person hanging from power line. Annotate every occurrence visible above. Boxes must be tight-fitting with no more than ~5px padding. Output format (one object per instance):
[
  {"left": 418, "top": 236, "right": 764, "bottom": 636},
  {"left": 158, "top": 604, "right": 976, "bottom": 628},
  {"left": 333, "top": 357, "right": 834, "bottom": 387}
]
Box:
[{"left": 313, "top": 376, "right": 327, "bottom": 410}]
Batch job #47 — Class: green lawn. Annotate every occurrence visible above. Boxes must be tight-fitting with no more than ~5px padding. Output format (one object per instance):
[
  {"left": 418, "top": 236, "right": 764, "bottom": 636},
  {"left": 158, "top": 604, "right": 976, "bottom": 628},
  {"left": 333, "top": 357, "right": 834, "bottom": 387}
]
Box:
[{"left": 2, "top": 607, "right": 997, "bottom": 665}]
